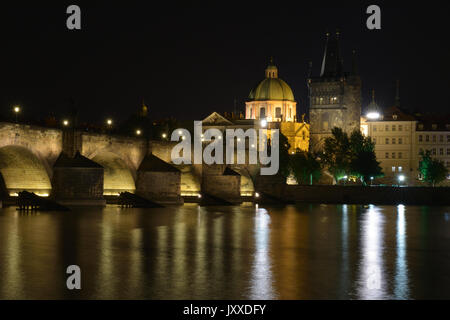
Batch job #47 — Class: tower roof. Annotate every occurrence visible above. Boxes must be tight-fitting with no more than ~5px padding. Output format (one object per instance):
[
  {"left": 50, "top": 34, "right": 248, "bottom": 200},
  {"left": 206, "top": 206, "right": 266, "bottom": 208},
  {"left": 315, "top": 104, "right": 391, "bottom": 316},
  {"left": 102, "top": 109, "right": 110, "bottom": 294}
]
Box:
[
  {"left": 366, "top": 89, "right": 381, "bottom": 114},
  {"left": 320, "top": 31, "right": 343, "bottom": 78}
]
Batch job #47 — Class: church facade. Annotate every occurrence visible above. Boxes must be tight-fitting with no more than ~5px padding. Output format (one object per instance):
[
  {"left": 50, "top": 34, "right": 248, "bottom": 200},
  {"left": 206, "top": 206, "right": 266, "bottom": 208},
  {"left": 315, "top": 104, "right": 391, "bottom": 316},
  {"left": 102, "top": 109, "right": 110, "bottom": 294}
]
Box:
[{"left": 308, "top": 32, "right": 362, "bottom": 151}]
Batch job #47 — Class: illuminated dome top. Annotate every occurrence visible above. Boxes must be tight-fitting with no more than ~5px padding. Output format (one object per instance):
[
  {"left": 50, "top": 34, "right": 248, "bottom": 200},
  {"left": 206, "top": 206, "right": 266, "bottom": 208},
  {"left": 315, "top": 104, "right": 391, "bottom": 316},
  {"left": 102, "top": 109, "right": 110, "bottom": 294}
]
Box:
[{"left": 248, "top": 59, "right": 295, "bottom": 102}]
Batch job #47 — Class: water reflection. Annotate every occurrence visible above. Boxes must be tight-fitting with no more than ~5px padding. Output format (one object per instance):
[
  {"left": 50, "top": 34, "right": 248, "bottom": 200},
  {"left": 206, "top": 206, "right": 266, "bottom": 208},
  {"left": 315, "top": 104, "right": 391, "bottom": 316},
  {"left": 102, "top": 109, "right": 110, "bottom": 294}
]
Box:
[
  {"left": 357, "top": 205, "right": 386, "bottom": 299},
  {"left": 250, "top": 207, "right": 275, "bottom": 299},
  {"left": 394, "top": 205, "right": 409, "bottom": 299},
  {"left": 0, "top": 204, "right": 449, "bottom": 299}
]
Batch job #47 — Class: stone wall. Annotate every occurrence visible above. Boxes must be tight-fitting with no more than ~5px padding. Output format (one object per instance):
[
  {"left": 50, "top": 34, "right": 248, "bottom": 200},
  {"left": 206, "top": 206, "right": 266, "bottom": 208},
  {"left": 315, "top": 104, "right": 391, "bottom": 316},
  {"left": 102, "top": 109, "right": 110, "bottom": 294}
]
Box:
[
  {"left": 202, "top": 175, "right": 241, "bottom": 202},
  {"left": 52, "top": 167, "right": 104, "bottom": 205},
  {"left": 136, "top": 171, "right": 182, "bottom": 204}
]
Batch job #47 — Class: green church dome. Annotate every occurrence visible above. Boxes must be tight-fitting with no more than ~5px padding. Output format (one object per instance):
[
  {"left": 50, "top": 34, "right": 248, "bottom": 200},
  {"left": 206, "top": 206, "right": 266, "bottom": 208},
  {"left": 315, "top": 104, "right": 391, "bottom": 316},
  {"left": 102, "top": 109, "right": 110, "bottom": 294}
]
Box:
[{"left": 248, "top": 59, "right": 295, "bottom": 102}]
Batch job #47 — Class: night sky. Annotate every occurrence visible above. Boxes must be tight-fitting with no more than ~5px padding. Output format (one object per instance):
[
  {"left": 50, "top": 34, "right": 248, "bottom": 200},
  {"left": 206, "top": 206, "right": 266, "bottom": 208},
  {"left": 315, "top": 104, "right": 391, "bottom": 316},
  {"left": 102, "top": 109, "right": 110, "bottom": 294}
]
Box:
[{"left": 1, "top": 1, "right": 450, "bottom": 123}]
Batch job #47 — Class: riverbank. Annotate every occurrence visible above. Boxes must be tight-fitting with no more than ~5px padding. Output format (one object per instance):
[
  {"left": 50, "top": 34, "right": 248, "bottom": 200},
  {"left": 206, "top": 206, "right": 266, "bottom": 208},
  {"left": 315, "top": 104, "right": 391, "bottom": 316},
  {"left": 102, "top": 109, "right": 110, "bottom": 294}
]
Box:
[{"left": 259, "top": 184, "right": 450, "bottom": 206}]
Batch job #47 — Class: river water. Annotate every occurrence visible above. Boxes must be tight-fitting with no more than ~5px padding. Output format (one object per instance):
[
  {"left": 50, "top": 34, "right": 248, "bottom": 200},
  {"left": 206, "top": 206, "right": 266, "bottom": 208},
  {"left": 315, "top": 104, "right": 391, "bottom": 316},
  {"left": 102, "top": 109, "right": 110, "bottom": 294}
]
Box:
[{"left": 0, "top": 203, "right": 449, "bottom": 300}]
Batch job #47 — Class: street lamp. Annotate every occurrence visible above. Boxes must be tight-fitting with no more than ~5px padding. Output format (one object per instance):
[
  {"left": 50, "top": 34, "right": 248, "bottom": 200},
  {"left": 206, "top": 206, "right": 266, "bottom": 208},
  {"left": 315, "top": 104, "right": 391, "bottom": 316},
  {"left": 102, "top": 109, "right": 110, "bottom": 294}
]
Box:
[
  {"left": 106, "top": 119, "right": 113, "bottom": 126},
  {"left": 370, "top": 176, "right": 374, "bottom": 186},
  {"left": 398, "top": 175, "right": 405, "bottom": 186},
  {"left": 63, "top": 120, "right": 69, "bottom": 126},
  {"left": 136, "top": 129, "right": 141, "bottom": 136},
  {"left": 260, "top": 119, "right": 267, "bottom": 128},
  {"left": 162, "top": 133, "right": 167, "bottom": 139},
  {"left": 13, "top": 105, "right": 20, "bottom": 123}
]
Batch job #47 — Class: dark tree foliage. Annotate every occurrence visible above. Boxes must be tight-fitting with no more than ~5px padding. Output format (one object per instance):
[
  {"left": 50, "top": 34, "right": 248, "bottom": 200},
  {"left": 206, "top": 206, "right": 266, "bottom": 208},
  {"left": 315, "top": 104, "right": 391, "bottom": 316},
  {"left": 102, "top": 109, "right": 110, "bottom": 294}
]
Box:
[
  {"left": 349, "top": 130, "right": 383, "bottom": 185},
  {"left": 419, "top": 150, "right": 448, "bottom": 186},
  {"left": 289, "top": 151, "right": 322, "bottom": 185},
  {"left": 322, "top": 127, "right": 352, "bottom": 182},
  {"left": 322, "top": 127, "right": 383, "bottom": 185}
]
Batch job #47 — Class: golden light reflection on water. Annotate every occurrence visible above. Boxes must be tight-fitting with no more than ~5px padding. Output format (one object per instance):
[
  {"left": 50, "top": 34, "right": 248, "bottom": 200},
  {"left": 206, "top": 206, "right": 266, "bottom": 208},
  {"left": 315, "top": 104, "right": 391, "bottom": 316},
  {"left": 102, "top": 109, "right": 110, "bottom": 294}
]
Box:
[{"left": 0, "top": 204, "right": 448, "bottom": 299}]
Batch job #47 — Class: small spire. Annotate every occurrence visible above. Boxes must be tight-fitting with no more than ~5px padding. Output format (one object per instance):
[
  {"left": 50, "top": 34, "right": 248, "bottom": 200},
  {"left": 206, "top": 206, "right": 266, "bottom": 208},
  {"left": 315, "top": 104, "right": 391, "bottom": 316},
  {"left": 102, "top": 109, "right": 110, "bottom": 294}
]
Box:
[
  {"left": 140, "top": 98, "right": 148, "bottom": 117},
  {"left": 351, "top": 49, "right": 358, "bottom": 75},
  {"left": 307, "top": 61, "right": 313, "bottom": 78},
  {"left": 395, "top": 80, "right": 400, "bottom": 107}
]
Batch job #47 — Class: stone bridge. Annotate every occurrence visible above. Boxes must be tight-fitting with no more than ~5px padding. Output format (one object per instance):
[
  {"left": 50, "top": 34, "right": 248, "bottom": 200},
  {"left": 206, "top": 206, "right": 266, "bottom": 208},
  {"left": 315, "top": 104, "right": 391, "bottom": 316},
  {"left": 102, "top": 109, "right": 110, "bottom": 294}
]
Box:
[
  {"left": 0, "top": 122, "right": 150, "bottom": 196},
  {"left": 0, "top": 122, "right": 256, "bottom": 201}
]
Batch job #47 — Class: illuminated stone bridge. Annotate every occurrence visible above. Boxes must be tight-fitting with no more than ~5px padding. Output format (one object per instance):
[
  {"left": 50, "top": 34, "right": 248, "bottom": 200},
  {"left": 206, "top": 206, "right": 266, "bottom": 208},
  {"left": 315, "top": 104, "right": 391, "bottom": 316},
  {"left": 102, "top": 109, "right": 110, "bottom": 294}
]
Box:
[{"left": 0, "top": 122, "right": 255, "bottom": 203}]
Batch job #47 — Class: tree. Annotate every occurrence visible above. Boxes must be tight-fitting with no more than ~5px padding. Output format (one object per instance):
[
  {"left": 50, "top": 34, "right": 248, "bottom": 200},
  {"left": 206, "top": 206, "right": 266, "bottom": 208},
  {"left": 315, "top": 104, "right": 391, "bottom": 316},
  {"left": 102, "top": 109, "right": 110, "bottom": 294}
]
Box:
[
  {"left": 289, "top": 151, "right": 322, "bottom": 185},
  {"left": 348, "top": 130, "right": 383, "bottom": 185},
  {"left": 322, "top": 127, "right": 383, "bottom": 185},
  {"left": 419, "top": 150, "right": 448, "bottom": 186},
  {"left": 322, "top": 127, "right": 352, "bottom": 183}
]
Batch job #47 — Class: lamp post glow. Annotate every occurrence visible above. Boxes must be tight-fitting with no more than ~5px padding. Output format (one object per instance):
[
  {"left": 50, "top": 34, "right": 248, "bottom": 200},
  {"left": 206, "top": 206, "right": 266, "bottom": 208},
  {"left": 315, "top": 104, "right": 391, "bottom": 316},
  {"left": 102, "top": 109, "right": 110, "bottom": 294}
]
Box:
[
  {"left": 136, "top": 129, "right": 141, "bottom": 136},
  {"left": 106, "top": 119, "right": 113, "bottom": 126},
  {"left": 260, "top": 119, "right": 267, "bottom": 128},
  {"left": 398, "top": 175, "right": 405, "bottom": 186},
  {"left": 63, "top": 120, "right": 69, "bottom": 126},
  {"left": 366, "top": 112, "right": 380, "bottom": 120},
  {"left": 13, "top": 105, "right": 20, "bottom": 123},
  {"left": 162, "top": 133, "right": 167, "bottom": 139}
]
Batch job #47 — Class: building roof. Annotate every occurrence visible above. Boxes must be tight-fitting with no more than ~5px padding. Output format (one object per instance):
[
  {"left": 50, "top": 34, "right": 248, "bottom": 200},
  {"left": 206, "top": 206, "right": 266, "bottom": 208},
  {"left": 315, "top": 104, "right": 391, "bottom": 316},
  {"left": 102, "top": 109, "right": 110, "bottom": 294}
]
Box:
[
  {"left": 248, "top": 59, "right": 295, "bottom": 102},
  {"left": 381, "top": 106, "right": 416, "bottom": 121},
  {"left": 415, "top": 113, "right": 450, "bottom": 131},
  {"left": 138, "top": 154, "right": 180, "bottom": 172},
  {"left": 54, "top": 151, "right": 103, "bottom": 168}
]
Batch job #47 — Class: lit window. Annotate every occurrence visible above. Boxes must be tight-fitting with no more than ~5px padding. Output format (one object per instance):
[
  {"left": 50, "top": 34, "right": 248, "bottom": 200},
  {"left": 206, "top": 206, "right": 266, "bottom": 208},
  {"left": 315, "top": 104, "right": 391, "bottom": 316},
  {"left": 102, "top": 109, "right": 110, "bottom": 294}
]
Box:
[
  {"left": 392, "top": 166, "right": 396, "bottom": 172},
  {"left": 398, "top": 166, "right": 403, "bottom": 172}
]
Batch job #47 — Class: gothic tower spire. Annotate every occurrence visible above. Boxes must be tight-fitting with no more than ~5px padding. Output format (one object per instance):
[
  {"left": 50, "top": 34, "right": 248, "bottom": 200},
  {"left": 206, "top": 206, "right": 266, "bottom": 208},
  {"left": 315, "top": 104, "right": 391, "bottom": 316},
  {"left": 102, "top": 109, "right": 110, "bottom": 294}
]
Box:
[{"left": 320, "top": 30, "right": 343, "bottom": 78}]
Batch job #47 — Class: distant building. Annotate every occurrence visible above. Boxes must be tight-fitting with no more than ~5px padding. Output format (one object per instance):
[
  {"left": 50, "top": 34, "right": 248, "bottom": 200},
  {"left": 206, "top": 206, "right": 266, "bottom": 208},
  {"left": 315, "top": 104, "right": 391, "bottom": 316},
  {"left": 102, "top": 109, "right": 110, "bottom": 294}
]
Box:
[
  {"left": 361, "top": 88, "right": 450, "bottom": 186},
  {"left": 308, "top": 32, "right": 361, "bottom": 151}
]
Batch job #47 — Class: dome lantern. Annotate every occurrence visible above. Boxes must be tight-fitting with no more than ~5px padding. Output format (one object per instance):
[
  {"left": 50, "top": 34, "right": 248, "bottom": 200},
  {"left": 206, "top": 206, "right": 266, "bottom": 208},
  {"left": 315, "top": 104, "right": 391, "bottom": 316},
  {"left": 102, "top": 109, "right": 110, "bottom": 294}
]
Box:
[{"left": 265, "top": 57, "right": 278, "bottom": 78}]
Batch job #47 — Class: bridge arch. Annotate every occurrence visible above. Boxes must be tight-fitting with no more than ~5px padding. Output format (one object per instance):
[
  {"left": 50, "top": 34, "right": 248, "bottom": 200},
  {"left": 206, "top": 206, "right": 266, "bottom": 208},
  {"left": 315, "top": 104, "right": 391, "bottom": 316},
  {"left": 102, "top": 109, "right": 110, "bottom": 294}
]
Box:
[
  {"left": 0, "top": 145, "right": 52, "bottom": 196},
  {"left": 90, "top": 150, "right": 136, "bottom": 195}
]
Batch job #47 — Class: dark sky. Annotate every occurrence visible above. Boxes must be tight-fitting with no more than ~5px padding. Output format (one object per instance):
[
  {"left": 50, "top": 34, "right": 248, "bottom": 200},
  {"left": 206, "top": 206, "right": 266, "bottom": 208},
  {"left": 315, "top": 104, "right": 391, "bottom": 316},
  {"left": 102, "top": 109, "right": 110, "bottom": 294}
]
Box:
[{"left": 1, "top": 1, "right": 450, "bottom": 123}]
